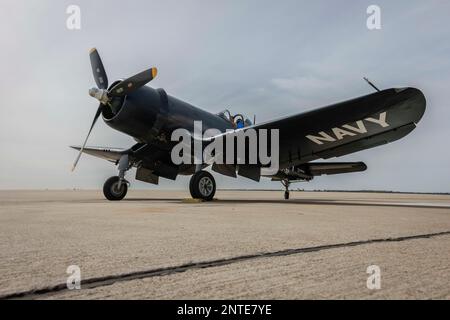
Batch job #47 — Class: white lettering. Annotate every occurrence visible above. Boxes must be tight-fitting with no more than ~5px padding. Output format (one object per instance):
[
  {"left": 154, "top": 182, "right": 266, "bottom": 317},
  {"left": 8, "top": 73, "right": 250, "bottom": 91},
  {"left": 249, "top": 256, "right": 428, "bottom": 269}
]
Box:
[
  {"left": 332, "top": 127, "right": 356, "bottom": 140},
  {"left": 365, "top": 112, "right": 389, "bottom": 128},
  {"left": 342, "top": 120, "right": 368, "bottom": 134},
  {"left": 306, "top": 131, "right": 337, "bottom": 145}
]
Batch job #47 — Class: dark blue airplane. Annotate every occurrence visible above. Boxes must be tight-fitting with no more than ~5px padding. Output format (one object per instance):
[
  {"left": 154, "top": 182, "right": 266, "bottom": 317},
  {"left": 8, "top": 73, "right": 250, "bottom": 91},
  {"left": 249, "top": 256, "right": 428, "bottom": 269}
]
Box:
[{"left": 71, "top": 49, "right": 426, "bottom": 201}]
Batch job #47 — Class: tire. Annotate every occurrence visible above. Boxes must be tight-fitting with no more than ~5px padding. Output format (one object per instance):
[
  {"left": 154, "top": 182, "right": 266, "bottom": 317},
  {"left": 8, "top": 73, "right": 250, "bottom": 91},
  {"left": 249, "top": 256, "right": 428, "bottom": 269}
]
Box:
[
  {"left": 103, "top": 176, "right": 128, "bottom": 201},
  {"left": 189, "top": 174, "right": 199, "bottom": 199},
  {"left": 189, "top": 171, "right": 216, "bottom": 201},
  {"left": 284, "top": 191, "right": 290, "bottom": 200}
]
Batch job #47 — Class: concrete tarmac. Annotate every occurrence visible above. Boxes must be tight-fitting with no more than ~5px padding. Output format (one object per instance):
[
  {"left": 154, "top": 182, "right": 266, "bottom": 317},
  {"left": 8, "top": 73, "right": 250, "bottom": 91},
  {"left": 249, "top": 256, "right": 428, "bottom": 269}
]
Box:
[{"left": 0, "top": 190, "right": 449, "bottom": 299}]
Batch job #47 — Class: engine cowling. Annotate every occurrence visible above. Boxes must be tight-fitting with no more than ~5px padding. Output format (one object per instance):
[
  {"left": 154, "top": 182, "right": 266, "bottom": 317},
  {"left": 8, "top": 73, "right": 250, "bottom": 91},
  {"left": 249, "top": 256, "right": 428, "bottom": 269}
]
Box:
[{"left": 102, "top": 85, "right": 163, "bottom": 142}]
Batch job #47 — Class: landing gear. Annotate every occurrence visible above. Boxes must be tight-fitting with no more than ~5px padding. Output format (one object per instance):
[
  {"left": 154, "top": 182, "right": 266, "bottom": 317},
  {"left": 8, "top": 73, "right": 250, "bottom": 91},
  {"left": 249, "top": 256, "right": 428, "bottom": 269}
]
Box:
[
  {"left": 189, "top": 171, "right": 216, "bottom": 201},
  {"left": 103, "top": 154, "right": 131, "bottom": 201},
  {"left": 282, "top": 179, "right": 290, "bottom": 200},
  {"left": 103, "top": 176, "right": 128, "bottom": 201}
]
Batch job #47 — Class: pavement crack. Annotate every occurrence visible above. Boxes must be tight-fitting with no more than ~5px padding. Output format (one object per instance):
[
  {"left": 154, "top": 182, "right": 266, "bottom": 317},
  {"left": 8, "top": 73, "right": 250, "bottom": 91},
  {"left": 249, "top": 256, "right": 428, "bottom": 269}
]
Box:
[{"left": 2, "top": 230, "right": 450, "bottom": 300}]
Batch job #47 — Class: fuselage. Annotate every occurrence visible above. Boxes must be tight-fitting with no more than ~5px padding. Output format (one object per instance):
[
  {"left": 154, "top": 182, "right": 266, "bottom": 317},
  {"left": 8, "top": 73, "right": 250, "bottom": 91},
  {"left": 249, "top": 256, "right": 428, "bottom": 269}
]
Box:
[{"left": 102, "top": 85, "right": 232, "bottom": 147}]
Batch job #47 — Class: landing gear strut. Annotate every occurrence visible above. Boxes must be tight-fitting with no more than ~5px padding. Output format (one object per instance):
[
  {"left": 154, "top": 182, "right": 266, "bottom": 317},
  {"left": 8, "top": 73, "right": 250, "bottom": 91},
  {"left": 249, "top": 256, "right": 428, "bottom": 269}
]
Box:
[
  {"left": 189, "top": 171, "right": 216, "bottom": 201},
  {"left": 282, "top": 179, "right": 290, "bottom": 200},
  {"left": 103, "top": 154, "right": 131, "bottom": 201}
]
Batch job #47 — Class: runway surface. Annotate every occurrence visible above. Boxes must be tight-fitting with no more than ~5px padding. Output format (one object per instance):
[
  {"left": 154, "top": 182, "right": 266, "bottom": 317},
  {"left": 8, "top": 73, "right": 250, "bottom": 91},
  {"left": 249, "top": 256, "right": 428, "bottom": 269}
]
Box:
[{"left": 0, "top": 190, "right": 449, "bottom": 299}]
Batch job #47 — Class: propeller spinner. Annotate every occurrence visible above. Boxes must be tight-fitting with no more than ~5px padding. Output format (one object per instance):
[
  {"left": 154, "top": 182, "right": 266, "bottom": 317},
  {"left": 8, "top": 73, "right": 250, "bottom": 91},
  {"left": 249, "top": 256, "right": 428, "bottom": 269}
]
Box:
[{"left": 71, "top": 48, "right": 158, "bottom": 171}]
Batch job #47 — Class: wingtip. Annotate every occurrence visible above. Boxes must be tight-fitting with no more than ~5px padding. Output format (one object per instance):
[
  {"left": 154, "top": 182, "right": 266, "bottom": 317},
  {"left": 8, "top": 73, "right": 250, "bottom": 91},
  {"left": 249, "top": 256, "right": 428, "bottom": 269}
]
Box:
[{"left": 360, "top": 162, "right": 368, "bottom": 171}]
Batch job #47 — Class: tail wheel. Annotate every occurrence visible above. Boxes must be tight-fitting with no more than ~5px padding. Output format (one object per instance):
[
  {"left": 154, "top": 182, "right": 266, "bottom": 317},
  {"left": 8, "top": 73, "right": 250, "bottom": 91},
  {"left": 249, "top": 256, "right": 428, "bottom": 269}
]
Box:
[
  {"left": 189, "top": 171, "right": 216, "bottom": 201},
  {"left": 103, "top": 176, "right": 128, "bottom": 201},
  {"left": 282, "top": 179, "right": 290, "bottom": 200}
]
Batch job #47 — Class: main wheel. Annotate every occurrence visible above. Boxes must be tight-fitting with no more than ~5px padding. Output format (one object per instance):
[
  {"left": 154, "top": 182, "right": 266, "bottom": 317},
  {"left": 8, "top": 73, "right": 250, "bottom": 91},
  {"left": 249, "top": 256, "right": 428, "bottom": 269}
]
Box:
[
  {"left": 189, "top": 171, "right": 216, "bottom": 201},
  {"left": 103, "top": 176, "right": 128, "bottom": 201},
  {"left": 284, "top": 191, "right": 290, "bottom": 200}
]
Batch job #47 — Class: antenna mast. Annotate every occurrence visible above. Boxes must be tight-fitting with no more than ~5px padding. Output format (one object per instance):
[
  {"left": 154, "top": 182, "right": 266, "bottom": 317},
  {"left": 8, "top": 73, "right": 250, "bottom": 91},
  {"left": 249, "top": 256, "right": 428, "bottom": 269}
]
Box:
[{"left": 363, "top": 77, "right": 381, "bottom": 92}]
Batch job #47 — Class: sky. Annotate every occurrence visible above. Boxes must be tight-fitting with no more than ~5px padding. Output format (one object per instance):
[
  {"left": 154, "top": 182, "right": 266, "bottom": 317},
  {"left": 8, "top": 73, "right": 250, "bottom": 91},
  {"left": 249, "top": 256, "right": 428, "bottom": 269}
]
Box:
[{"left": 0, "top": 0, "right": 449, "bottom": 192}]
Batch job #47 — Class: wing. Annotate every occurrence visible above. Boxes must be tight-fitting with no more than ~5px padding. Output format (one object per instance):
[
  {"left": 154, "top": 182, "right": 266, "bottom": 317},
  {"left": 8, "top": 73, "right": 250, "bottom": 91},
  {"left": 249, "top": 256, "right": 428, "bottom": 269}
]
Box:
[
  {"left": 204, "top": 87, "right": 425, "bottom": 181},
  {"left": 70, "top": 144, "right": 180, "bottom": 183},
  {"left": 252, "top": 87, "right": 426, "bottom": 167},
  {"left": 70, "top": 146, "right": 126, "bottom": 163},
  {"left": 211, "top": 87, "right": 425, "bottom": 166}
]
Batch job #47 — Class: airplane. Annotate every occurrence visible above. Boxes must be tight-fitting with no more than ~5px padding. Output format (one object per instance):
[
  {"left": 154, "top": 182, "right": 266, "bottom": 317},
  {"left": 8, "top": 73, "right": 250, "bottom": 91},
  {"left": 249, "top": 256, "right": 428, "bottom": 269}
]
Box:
[{"left": 71, "top": 48, "right": 426, "bottom": 201}]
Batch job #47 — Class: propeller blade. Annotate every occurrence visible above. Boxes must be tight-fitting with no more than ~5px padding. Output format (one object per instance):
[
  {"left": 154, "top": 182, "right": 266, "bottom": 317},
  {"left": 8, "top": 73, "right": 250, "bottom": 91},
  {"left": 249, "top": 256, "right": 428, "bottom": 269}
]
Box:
[
  {"left": 71, "top": 105, "right": 103, "bottom": 172},
  {"left": 89, "top": 48, "right": 109, "bottom": 90},
  {"left": 109, "top": 67, "right": 157, "bottom": 97}
]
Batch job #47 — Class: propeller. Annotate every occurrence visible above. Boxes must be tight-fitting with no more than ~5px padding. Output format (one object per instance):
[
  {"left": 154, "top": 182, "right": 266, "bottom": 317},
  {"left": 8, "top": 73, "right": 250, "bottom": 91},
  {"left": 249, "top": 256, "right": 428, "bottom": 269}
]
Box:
[
  {"left": 71, "top": 48, "right": 158, "bottom": 171},
  {"left": 71, "top": 105, "right": 102, "bottom": 171},
  {"left": 109, "top": 67, "right": 158, "bottom": 97},
  {"left": 89, "top": 48, "right": 108, "bottom": 89}
]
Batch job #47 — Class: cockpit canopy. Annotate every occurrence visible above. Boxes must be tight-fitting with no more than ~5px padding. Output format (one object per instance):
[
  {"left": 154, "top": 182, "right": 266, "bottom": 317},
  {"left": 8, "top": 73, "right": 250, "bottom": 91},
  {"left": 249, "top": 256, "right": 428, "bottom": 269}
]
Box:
[{"left": 217, "top": 109, "right": 253, "bottom": 128}]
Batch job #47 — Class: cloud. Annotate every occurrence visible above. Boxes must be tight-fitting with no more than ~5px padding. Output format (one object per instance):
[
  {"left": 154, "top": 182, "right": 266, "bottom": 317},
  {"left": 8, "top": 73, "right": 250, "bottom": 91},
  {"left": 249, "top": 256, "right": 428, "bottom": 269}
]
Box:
[{"left": 271, "top": 76, "right": 333, "bottom": 97}]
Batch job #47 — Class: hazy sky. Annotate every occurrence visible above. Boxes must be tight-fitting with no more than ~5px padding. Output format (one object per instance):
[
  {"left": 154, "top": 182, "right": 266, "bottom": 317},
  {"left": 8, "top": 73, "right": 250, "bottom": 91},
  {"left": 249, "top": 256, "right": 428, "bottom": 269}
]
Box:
[{"left": 0, "top": 0, "right": 449, "bottom": 192}]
